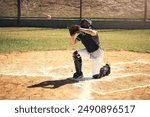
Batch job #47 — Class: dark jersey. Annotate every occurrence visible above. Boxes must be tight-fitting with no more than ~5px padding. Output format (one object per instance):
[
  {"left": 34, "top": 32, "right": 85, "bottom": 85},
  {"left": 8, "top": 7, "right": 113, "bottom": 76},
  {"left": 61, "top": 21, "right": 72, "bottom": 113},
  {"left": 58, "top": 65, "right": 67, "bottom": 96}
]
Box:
[{"left": 76, "top": 32, "right": 101, "bottom": 53}]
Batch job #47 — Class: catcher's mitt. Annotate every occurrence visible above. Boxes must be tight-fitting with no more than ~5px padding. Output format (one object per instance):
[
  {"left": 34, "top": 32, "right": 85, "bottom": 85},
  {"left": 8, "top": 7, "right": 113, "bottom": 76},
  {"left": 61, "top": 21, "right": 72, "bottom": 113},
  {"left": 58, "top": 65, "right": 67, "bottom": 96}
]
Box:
[{"left": 69, "top": 25, "right": 80, "bottom": 36}]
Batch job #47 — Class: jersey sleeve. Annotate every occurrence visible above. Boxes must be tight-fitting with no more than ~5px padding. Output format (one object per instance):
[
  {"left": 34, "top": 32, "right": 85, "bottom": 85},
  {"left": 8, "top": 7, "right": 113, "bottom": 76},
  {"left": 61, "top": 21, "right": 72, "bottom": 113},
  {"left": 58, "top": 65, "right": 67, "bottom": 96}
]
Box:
[{"left": 76, "top": 33, "right": 82, "bottom": 41}]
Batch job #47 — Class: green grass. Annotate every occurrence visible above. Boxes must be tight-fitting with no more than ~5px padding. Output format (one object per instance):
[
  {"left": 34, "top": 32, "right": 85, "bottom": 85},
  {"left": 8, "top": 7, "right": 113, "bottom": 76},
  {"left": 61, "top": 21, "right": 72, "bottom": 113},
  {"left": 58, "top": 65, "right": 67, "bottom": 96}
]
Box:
[
  {"left": 0, "top": 28, "right": 71, "bottom": 52},
  {"left": 100, "top": 29, "right": 150, "bottom": 52},
  {"left": 0, "top": 28, "right": 150, "bottom": 53}
]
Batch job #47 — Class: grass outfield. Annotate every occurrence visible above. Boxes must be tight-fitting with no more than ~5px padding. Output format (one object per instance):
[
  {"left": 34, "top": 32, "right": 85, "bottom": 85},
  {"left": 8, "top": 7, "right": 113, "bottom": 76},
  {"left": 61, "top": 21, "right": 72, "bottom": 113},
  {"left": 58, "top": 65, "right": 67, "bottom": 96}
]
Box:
[{"left": 0, "top": 27, "right": 150, "bottom": 53}]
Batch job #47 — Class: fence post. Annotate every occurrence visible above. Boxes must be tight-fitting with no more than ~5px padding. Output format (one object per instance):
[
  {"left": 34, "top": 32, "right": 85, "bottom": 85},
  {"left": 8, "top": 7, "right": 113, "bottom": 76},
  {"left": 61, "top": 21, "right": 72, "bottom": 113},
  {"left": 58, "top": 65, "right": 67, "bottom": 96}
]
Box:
[
  {"left": 80, "top": 0, "right": 82, "bottom": 21},
  {"left": 144, "top": 0, "right": 147, "bottom": 24},
  {"left": 17, "top": 0, "right": 21, "bottom": 25}
]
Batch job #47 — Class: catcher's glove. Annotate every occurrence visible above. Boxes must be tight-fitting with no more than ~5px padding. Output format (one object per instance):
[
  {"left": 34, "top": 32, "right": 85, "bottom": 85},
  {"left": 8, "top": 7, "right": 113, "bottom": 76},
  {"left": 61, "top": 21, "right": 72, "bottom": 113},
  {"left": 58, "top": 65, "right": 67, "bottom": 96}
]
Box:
[{"left": 69, "top": 25, "right": 80, "bottom": 36}]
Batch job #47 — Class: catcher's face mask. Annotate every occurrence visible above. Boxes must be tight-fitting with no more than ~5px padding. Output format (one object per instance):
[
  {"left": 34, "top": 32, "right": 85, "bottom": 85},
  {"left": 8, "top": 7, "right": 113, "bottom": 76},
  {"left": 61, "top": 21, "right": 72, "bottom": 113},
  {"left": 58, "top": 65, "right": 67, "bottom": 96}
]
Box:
[{"left": 80, "top": 19, "right": 92, "bottom": 29}]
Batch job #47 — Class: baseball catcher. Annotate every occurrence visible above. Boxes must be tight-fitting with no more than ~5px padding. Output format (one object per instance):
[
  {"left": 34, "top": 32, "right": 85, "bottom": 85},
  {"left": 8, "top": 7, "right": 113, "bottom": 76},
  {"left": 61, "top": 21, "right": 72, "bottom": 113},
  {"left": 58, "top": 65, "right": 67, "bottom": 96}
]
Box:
[{"left": 69, "top": 19, "right": 110, "bottom": 79}]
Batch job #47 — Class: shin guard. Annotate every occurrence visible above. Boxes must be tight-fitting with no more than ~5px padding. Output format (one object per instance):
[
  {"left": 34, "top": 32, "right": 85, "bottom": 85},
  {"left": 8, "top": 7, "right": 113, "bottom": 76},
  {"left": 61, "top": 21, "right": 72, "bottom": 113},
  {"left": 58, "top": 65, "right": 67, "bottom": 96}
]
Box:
[{"left": 73, "top": 51, "right": 82, "bottom": 74}]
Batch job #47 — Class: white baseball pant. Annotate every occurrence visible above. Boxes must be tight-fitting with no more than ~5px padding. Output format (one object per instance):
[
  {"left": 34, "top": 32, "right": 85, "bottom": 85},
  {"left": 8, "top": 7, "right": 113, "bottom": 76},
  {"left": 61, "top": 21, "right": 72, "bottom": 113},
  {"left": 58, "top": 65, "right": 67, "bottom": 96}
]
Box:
[{"left": 77, "top": 48, "right": 104, "bottom": 76}]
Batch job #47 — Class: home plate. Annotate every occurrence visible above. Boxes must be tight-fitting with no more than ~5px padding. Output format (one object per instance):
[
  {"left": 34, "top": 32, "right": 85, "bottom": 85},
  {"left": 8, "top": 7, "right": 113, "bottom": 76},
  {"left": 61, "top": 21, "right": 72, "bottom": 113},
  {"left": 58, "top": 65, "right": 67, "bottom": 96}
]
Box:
[{"left": 67, "top": 77, "right": 100, "bottom": 82}]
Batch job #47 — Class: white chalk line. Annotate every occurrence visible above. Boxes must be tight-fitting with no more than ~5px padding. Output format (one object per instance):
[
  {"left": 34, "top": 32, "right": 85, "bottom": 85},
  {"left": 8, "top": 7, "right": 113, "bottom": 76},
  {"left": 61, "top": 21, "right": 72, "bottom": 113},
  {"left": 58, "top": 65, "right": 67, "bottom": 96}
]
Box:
[
  {"left": 91, "top": 84, "right": 150, "bottom": 95},
  {"left": 0, "top": 60, "right": 149, "bottom": 78},
  {"left": 78, "top": 82, "right": 93, "bottom": 100},
  {"left": 99, "top": 73, "right": 150, "bottom": 81},
  {"left": 73, "top": 73, "right": 150, "bottom": 98},
  {"left": 72, "top": 73, "right": 150, "bottom": 85},
  {"left": 112, "top": 60, "right": 150, "bottom": 65},
  {"left": 0, "top": 71, "right": 68, "bottom": 79},
  {"left": 74, "top": 84, "right": 150, "bottom": 95},
  {"left": 0, "top": 60, "right": 150, "bottom": 99}
]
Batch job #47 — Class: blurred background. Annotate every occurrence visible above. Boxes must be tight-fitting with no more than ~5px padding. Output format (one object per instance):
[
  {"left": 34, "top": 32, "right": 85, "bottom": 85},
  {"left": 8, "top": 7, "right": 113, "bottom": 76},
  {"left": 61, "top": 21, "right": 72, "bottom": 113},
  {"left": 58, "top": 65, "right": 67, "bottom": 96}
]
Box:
[
  {"left": 0, "top": 0, "right": 149, "bottom": 20},
  {"left": 0, "top": 0, "right": 149, "bottom": 28}
]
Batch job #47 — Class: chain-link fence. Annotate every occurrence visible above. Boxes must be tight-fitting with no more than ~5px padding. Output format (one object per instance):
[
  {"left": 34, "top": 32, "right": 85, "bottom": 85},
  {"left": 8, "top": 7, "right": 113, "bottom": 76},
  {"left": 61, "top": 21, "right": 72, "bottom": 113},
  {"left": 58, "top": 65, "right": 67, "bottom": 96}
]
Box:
[
  {"left": 0, "top": 0, "right": 17, "bottom": 17},
  {"left": 147, "top": 0, "right": 150, "bottom": 19},
  {"left": 82, "top": 0, "right": 149, "bottom": 20},
  {"left": 21, "top": 0, "right": 80, "bottom": 18},
  {"left": 0, "top": 0, "right": 149, "bottom": 20}
]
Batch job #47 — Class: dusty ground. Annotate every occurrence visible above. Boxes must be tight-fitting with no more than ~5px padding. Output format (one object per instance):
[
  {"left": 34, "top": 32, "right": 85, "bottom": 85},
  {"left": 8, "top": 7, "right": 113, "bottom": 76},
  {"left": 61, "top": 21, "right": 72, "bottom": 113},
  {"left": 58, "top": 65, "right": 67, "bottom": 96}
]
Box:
[{"left": 0, "top": 50, "right": 150, "bottom": 100}]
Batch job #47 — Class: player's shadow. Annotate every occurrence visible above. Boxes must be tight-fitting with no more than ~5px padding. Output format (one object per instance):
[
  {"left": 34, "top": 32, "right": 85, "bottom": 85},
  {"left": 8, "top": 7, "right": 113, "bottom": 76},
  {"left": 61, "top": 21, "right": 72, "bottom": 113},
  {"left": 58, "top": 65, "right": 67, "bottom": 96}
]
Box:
[{"left": 27, "top": 78, "right": 78, "bottom": 89}]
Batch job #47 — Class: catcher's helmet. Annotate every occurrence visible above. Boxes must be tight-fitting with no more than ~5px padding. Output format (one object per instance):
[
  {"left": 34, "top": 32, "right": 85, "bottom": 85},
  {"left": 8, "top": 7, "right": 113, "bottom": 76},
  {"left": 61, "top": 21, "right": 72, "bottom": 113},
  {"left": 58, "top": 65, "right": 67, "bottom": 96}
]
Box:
[{"left": 80, "top": 19, "right": 92, "bottom": 28}]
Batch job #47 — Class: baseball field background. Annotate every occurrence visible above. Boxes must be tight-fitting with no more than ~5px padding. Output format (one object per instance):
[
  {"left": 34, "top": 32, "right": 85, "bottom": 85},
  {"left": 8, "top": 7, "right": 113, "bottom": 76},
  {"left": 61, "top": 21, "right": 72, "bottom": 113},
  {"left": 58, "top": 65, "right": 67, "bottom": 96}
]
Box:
[
  {"left": 0, "top": 0, "right": 150, "bottom": 100},
  {"left": 0, "top": 28, "right": 150, "bottom": 100},
  {"left": 1, "top": 0, "right": 150, "bottom": 19}
]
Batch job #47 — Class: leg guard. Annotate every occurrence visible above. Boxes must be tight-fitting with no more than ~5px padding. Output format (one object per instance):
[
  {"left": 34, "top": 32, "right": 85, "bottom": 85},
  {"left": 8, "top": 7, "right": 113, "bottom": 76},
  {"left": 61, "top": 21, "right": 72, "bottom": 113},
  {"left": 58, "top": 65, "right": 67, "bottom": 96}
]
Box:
[{"left": 73, "top": 51, "right": 82, "bottom": 74}]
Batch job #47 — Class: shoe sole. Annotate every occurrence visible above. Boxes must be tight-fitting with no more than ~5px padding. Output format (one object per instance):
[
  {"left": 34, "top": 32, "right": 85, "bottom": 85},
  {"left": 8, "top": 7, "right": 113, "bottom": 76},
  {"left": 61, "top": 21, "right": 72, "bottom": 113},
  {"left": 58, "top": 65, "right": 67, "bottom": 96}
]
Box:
[{"left": 68, "top": 76, "right": 83, "bottom": 82}]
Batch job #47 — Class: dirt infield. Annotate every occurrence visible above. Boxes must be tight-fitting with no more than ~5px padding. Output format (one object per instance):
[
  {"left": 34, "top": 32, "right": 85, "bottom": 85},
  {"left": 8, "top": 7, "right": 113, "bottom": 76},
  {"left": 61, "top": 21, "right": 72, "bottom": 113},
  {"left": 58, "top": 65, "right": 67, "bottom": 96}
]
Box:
[{"left": 0, "top": 50, "right": 150, "bottom": 100}]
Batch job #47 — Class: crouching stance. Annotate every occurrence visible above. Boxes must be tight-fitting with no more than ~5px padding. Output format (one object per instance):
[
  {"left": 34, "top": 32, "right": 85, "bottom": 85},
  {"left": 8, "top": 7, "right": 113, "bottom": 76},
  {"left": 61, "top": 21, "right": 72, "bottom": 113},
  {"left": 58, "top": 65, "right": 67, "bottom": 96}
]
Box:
[{"left": 69, "top": 19, "right": 110, "bottom": 79}]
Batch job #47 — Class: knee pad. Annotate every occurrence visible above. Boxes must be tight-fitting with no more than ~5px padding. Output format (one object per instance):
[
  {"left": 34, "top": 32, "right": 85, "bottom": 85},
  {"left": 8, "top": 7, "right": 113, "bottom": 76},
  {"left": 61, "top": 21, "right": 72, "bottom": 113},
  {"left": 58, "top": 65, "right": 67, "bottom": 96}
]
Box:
[{"left": 73, "top": 51, "right": 82, "bottom": 62}]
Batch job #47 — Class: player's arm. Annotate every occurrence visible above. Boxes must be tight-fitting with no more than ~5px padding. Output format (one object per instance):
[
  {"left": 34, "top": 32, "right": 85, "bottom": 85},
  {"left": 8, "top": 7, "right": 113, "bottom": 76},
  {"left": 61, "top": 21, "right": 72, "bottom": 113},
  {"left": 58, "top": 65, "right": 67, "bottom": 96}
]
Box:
[
  {"left": 79, "top": 28, "right": 97, "bottom": 36},
  {"left": 68, "top": 25, "right": 80, "bottom": 45},
  {"left": 69, "top": 34, "right": 78, "bottom": 45}
]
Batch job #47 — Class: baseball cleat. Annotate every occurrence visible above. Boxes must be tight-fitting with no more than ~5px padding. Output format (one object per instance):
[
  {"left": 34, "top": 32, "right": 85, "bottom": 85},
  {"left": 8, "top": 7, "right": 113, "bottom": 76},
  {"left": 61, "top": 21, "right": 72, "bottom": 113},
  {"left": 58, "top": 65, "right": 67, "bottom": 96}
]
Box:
[
  {"left": 92, "top": 74, "right": 100, "bottom": 79},
  {"left": 93, "top": 64, "right": 111, "bottom": 79},
  {"left": 73, "top": 72, "right": 83, "bottom": 79}
]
